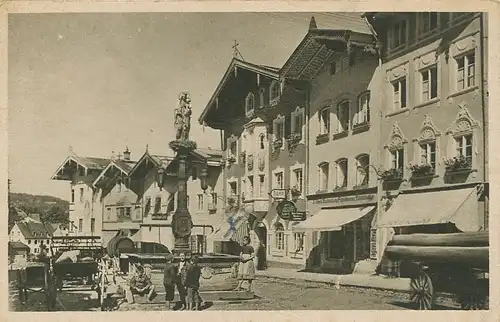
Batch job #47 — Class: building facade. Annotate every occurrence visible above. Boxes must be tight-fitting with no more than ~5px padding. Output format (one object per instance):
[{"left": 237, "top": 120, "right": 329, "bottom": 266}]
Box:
[
  {"left": 280, "top": 20, "right": 382, "bottom": 274},
  {"left": 364, "top": 12, "right": 489, "bottom": 268}
]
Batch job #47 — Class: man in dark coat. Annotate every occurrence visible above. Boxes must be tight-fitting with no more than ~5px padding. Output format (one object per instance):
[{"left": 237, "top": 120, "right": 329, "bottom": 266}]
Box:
[{"left": 163, "top": 254, "right": 177, "bottom": 310}]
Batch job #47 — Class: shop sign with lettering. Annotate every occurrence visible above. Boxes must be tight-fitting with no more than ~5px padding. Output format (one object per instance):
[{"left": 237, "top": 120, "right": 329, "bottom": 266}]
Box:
[
  {"left": 291, "top": 212, "right": 307, "bottom": 221},
  {"left": 276, "top": 200, "right": 297, "bottom": 221},
  {"left": 312, "top": 194, "right": 375, "bottom": 205}
]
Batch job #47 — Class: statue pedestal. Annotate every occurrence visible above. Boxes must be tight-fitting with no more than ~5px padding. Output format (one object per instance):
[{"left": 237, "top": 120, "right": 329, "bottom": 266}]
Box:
[{"left": 169, "top": 139, "right": 197, "bottom": 254}]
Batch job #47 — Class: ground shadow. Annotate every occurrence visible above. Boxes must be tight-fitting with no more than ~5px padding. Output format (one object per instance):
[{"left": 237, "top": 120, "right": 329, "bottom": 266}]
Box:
[{"left": 388, "top": 300, "right": 460, "bottom": 311}]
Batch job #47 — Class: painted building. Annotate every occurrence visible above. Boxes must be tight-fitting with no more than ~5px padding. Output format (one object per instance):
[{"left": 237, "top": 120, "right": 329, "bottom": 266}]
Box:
[
  {"left": 9, "top": 220, "right": 55, "bottom": 256},
  {"left": 127, "top": 148, "right": 225, "bottom": 253},
  {"left": 51, "top": 154, "right": 112, "bottom": 236},
  {"left": 279, "top": 17, "right": 381, "bottom": 274},
  {"left": 363, "top": 12, "right": 489, "bottom": 269},
  {"left": 199, "top": 55, "right": 310, "bottom": 269}
]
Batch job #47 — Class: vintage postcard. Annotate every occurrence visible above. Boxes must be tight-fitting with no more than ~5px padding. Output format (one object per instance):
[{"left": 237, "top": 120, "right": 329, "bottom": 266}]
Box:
[{"left": 2, "top": 1, "right": 499, "bottom": 321}]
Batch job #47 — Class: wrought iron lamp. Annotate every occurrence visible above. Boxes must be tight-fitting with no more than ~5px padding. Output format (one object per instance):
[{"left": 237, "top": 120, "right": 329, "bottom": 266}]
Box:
[{"left": 156, "top": 166, "right": 165, "bottom": 190}]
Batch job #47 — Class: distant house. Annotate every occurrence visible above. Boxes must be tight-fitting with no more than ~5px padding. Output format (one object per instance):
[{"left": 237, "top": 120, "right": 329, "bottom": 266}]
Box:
[
  {"left": 8, "top": 241, "right": 30, "bottom": 268},
  {"left": 9, "top": 219, "right": 55, "bottom": 256}
]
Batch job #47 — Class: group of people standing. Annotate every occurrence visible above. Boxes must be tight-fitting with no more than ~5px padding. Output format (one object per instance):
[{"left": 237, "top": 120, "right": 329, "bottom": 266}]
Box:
[{"left": 126, "top": 235, "right": 257, "bottom": 311}]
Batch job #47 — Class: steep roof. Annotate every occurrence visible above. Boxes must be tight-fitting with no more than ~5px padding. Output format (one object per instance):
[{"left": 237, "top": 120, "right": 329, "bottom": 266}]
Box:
[
  {"left": 9, "top": 241, "right": 30, "bottom": 250},
  {"left": 198, "top": 57, "right": 280, "bottom": 125},
  {"left": 15, "top": 221, "right": 53, "bottom": 239},
  {"left": 52, "top": 155, "right": 111, "bottom": 180},
  {"left": 93, "top": 159, "right": 138, "bottom": 187}
]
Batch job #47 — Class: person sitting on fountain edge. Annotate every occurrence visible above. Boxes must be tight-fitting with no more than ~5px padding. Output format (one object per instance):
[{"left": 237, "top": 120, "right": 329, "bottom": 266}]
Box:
[{"left": 126, "top": 264, "right": 156, "bottom": 304}]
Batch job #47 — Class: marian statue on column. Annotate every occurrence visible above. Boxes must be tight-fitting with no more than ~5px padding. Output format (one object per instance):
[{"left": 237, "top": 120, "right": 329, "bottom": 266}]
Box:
[{"left": 174, "top": 92, "right": 192, "bottom": 141}]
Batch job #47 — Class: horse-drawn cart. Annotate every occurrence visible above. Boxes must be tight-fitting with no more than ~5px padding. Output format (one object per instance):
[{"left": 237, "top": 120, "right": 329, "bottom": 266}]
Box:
[{"left": 385, "top": 231, "right": 489, "bottom": 310}]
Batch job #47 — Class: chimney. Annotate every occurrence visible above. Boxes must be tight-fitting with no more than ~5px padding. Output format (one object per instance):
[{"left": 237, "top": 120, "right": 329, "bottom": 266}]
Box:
[
  {"left": 309, "top": 16, "right": 317, "bottom": 30},
  {"left": 123, "top": 146, "right": 131, "bottom": 161}
]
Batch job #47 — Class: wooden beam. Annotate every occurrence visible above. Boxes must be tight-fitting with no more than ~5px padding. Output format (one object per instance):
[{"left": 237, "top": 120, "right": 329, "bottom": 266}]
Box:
[{"left": 310, "top": 50, "right": 334, "bottom": 80}]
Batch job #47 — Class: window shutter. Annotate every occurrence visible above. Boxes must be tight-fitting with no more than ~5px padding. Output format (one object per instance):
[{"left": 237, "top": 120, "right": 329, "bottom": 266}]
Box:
[{"left": 285, "top": 114, "right": 291, "bottom": 137}]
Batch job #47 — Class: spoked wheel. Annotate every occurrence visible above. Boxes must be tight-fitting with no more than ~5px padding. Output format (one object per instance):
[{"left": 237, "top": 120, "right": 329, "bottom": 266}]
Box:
[{"left": 409, "top": 271, "right": 435, "bottom": 310}]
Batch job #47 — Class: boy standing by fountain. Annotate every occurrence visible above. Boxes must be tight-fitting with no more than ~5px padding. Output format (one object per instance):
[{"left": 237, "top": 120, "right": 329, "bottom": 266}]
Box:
[{"left": 184, "top": 255, "right": 202, "bottom": 310}]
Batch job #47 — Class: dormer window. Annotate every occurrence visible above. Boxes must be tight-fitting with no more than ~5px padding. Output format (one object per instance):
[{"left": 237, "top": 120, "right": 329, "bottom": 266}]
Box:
[
  {"left": 417, "top": 12, "right": 440, "bottom": 38},
  {"left": 387, "top": 19, "right": 408, "bottom": 52},
  {"left": 245, "top": 93, "right": 255, "bottom": 117}
]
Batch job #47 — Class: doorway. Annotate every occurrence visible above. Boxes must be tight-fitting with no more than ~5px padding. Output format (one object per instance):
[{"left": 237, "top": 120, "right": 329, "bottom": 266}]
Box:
[{"left": 254, "top": 222, "right": 267, "bottom": 270}]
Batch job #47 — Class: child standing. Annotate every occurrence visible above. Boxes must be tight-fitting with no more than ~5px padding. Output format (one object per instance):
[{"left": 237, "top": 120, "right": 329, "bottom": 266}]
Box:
[{"left": 184, "top": 255, "right": 202, "bottom": 311}]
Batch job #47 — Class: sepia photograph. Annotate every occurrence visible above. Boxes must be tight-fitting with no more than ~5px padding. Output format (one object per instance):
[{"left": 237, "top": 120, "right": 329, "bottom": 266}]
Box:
[{"left": 6, "top": 10, "right": 491, "bottom": 313}]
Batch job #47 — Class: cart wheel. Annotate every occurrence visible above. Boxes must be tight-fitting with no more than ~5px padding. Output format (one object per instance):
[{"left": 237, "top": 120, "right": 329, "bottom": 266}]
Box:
[{"left": 409, "top": 271, "right": 435, "bottom": 310}]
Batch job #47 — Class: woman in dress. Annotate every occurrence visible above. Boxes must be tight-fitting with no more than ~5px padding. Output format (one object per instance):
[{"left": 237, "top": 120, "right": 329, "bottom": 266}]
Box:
[{"left": 234, "top": 236, "right": 256, "bottom": 292}]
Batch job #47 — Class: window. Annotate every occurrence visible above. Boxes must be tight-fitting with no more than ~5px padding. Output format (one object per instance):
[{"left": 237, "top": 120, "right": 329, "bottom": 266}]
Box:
[
  {"left": 34, "top": 240, "right": 38, "bottom": 245},
  {"left": 319, "top": 107, "right": 330, "bottom": 135},
  {"left": 388, "top": 19, "right": 408, "bottom": 50},
  {"left": 335, "top": 159, "right": 348, "bottom": 188},
  {"left": 259, "top": 175, "right": 266, "bottom": 197},
  {"left": 292, "top": 168, "right": 304, "bottom": 194},
  {"left": 420, "top": 142, "right": 437, "bottom": 169},
  {"left": 421, "top": 66, "right": 438, "bottom": 101},
  {"left": 229, "top": 140, "right": 237, "bottom": 158},
  {"left": 456, "top": 53, "right": 476, "bottom": 91},
  {"left": 291, "top": 107, "right": 304, "bottom": 135},
  {"left": 78, "top": 219, "right": 83, "bottom": 232},
  {"left": 197, "top": 194, "right": 204, "bottom": 210},
  {"left": 210, "top": 192, "right": 218, "bottom": 206},
  {"left": 71, "top": 188, "right": 75, "bottom": 203},
  {"left": 354, "top": 92, "right": 370, "bottom": 126},
  {"left": 455, "top": 134, "right": 473, "bottom": 161},
  {"left": 391, "top": 148, "right": 405, "bottom": 170},
  {"left": 259, "top": 88, "right": 265, "bottom": 108},
  {"left": 273, "top": 116, "right": 285, "bottom": 148},
  {"left": 229, "top": 181, "right": 238, "bottom": 197},
  {"left": 245, "top": 93, "right": 255, "bottom": 116},
  {"left": 79, "top": 167, "right": 85, "bottom": 176},
  {"left": 154, "top": 196, "right": 161, "bottom": 214},
  {"left": 260, "top": 134, "right": 265, "bottom": 150},
  {"left": 274, "top": 223, "right": 285, "bottom": 251},
  {"left": 356, "top": 154, "right": 370, "bottom": 186},
  {"left": 270, "top": 81, "right": 280, "bottom": 102},
  {"left": 418, "top": 12, "right": 439, "bottom": 36},
  {"left": 274, "top": 171, "right": 284, "bottom": 189},
  {"left": 70, "top": 221, "right": 74, "bottom": 232},
  {"left": 247, "top": 176, "right": 254, "bottom": 198},
  {"left": 392, "top": 78, "right": 407, "bottom": 109},
  {"left": 329, "top": 61, "right": 336, "bottom": 75},
  {"left": 79, "top": 188, "right": 84, "bottom": 203},
  {"left": 144, "top": 197, "right": 151, "bottom": 215},
  {"left": 90, "top": 218, "right": 95, "bottom": 233},
  {"left": 186, "top": 195, "right": 190, "bottom": 208},
  {"left": 293, "top": 232, "right": 305, "bottom": 252},
  {"left": 28, "top": 240, "right": 31, "bottom": 244},
  {"left": 336, "top": 101, "right": 350, "bottom": 133},
  {"left": 319, "top": 163, "right": 329, "bottom": 191},
  {"left": 167, "top": 194, "right": 175, "bottom": 212}
]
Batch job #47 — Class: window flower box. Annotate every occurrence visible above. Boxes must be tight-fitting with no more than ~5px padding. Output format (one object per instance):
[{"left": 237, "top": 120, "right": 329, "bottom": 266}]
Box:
[
  {"left": 227, "top": 155, "right": 236, "bottom": 164},
  {"left": 444, "top": 155, "right": 472, "bottom": 172},
  {"left": 287, "top": 132, "right": 302, "bottom": 143},
  {"left": 273, "top": 139, "right": 283, "bottom": 150},
  {"left": 332, "top": 130, "right": 349, "bottom": 140},
  {"left": 316, "top": 133, "right": 329, "bottom": 145},
  {"left": 291, "top": 186, "right": 302, "bottom": 197},
  {"left": 408, "top": 162, "right": 435, "bottom": 177},
  {"left": 352, "top": 121, "right": 370, "bottom": 134},
  {"left": 239, "top": 151, "right": 246, "bottom": 164},
  {"left": 380, "top": 168, "right": 404, "bottom": 181}
]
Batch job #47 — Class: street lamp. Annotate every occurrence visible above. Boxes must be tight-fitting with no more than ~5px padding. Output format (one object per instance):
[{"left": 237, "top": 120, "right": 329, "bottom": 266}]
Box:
[
  {"left": 199, "top": 166, "right": 209, "bottom": 192},
  {"left": 156, "top": 166, "right": 165, "bottom": 190}
]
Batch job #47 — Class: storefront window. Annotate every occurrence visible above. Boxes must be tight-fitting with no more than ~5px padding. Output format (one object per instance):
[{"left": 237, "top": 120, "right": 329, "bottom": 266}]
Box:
[
  {"left": 274, "top": 223, "right": 285, "bottom": 251},
  {"left": 293, "top": 233, "right": 304, "bottom": 252}
]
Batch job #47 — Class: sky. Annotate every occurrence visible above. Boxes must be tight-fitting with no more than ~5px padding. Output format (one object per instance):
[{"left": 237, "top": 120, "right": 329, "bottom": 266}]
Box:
[{"left": 8, "top": 12, "right": 369, "bottom": 201}]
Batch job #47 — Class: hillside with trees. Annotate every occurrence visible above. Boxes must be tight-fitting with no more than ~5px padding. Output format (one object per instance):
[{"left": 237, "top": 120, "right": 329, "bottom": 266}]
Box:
[{"left": 8, "top": 192, "right": 69, "bottom": 231}]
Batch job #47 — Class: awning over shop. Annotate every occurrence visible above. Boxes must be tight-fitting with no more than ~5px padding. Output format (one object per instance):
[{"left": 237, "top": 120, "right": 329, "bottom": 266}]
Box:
[
  {"left": 377, "top": 187, "right": 480, "bottom": 232},
  {"left": 292, "top": 206, "right": 375, "bottom": 232}
]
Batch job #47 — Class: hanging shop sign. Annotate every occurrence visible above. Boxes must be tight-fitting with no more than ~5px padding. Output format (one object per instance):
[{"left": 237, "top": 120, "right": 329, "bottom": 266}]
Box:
[
  {"left": 276, "top": 200, "right": 297, "bottom": 221},
  {"left": 291, "top": 212, "right": 307, "bottom": 221},
  {"left": 270, "top": 189, "right": 287, "bottom": 200}
]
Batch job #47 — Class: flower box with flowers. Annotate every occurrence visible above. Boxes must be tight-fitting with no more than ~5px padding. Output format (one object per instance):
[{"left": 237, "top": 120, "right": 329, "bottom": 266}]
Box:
[
  {"left": 290, "top": 186, "right": 301, "bottom": 197},
  {"left": 227, "top": 155, "right": 236, "bottom": 164},
  {"left": 380, "top": 168, "right": 404, "bottom": 181},
  {"left": 444, "top": 155, "right": 472, "bottom": 172},
  {"left": 408, "top": 162, "right": 435, "bottom": 177},
  {"left": 239, "top": 151, "right": 246, "bottom": 163},
  {"left": 287, "top": 132, "right": 302, "bottom": 143},
  {"left": 273, "top": 139, "right": 283, "bottom": 150}
]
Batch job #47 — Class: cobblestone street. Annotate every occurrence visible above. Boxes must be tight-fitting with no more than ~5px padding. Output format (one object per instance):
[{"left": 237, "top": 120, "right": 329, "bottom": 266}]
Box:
[{"left": 116, "top": 277, "right": 460, "bottom": 311}]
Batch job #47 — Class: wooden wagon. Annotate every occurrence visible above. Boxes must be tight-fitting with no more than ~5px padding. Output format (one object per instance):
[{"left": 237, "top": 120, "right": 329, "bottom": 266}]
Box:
[
  {"left": 385, "top": 231, "right": 489, "bottom": 310},
  {"left": 16, "top": 261, "right": 58, "bottom": 311}
]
